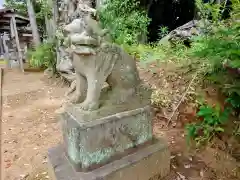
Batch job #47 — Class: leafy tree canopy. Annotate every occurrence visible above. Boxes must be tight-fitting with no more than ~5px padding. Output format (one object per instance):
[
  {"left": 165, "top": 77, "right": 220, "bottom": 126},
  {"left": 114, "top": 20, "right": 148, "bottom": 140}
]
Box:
[{"left": 4, "top": 0, "right": 51, "bottom": 24}]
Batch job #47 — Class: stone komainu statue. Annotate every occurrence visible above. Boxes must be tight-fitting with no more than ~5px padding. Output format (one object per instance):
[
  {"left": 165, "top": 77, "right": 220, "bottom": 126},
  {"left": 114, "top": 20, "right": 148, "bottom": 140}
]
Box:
[{"left": 64, "top": 16, "right": 141, "bottom": 111}]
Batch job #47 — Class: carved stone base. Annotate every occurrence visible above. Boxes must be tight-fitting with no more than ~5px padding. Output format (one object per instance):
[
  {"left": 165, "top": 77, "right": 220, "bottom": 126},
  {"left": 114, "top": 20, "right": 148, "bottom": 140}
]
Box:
[
  {"left": 60, "top": 104, "right": 153, "bottom": 171},
  {"left": 48, "top": 139, "right": 170, "bottom": 180}
]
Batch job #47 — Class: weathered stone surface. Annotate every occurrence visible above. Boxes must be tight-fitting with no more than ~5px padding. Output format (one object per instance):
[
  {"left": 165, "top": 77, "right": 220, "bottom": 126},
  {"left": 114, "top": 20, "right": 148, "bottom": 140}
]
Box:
[
  {"left": 48, "top": 139, "right": 170, "bottom": 180},
  {"left": 61, "top": 95, "right": 153, "bottom": 171},
  {"left": 63, "top": 16, "right": 141, "bottom": 111},
  {"left": 56, "top": 0, "right": 94, "bottom": 88},
  {"left": 159, "top": 20, "right": 201, "bottom": 46}
]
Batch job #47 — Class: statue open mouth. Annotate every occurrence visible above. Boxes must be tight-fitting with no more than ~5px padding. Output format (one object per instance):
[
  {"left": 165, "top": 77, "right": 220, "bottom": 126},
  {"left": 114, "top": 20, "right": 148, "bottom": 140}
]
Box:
[{"left": 71, "top": 45, "right": 97, "bottom": 56}]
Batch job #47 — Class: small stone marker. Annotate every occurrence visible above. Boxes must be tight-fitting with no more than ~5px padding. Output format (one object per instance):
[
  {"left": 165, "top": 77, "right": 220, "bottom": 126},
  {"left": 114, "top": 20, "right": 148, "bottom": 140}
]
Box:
[
  {"left": 47, "top": 6, "right": 170, "bottom": 180},
  {"left": 0, "top": 58, "right": 6, "bottom": 69}
]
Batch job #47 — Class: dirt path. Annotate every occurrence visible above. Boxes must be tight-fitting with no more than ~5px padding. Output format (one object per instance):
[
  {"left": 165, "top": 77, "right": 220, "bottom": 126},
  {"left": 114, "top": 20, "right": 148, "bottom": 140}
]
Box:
[
  {"left": 1, "top": 69, "right": 239, "bottom": 180},
  {"left": 2, "top": 70, "right": 66, "bottom": 180}
]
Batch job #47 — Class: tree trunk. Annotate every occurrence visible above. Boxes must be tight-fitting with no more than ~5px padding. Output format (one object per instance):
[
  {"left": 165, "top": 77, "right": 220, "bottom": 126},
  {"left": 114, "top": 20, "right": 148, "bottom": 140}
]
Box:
[
  {"left": 45, "top": 0, "right": 57, "bottom": 40},
  {"left": 26, "top": 0, "right": 41, "bottom": 46}
]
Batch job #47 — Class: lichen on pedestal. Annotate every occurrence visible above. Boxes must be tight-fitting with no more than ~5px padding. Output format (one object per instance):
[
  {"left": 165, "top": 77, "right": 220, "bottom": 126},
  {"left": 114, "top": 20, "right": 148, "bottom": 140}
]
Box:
[
  {"left": 61, "top": 86, "right": 153, "bottom": 171},
  {"left": 62, "top": 106, "right": 153, "bottom": 171}
]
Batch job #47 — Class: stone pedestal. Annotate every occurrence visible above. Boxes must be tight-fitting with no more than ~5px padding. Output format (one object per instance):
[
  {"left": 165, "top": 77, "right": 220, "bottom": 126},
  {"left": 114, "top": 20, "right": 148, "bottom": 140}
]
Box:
[
  {"left": 61, "top": 105, "right": 153, "bottom": 171},
  {"left": 48, "top": 88, "right": 170, "bottom": 179},
  {"left": 48, "top": 139, "right": 170, "bottom": 180}
]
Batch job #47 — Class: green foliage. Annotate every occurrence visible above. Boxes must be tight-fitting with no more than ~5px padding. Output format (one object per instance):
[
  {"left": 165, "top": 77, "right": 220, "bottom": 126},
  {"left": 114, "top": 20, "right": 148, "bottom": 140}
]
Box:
[
  {"left": 158, "top": 26, "right": 169, "bottom": 39},
  {"left": 5, "top": 0, "right": 52, "bottom": 19},
  {"left": 226, "top": 93, "right": 240, "bottom": 109},
  {"left": 27, "top": 40, "right": 57, "bottom": 73},
  {"left": 116, "top": 0, "right": 240, "bottom": 148},
  {"left": 184, "top": 0, "right": 240, "bottom": 147},
  {"left": 123, "top": 39, "right": 190, "bottom": 66},
  {"left": 98, "top": 0, "right": 150, "bottom": 45},
  {"left": 4, "top": 0, "right": 52, "bottom": 36},
  {"left": 195, "top": 0, "right": 222, "bottom": 23},
  {"left": 124, "top": 43, "right": 165, "bottom": 62},
  {"left": 35, "top": 0, "right": 53, "bottom": 19},
  {"left": 190, "top": 0, "right": 240, "bottom": 107},
  {"left": 190, "top": 24, "right": 240, "bottom": 70},
  {"left": 186, "top": 103, "right": 231, "bottom": 146},
  {"left": 4, "top": 0, "right": 28, "bottom": 15}
]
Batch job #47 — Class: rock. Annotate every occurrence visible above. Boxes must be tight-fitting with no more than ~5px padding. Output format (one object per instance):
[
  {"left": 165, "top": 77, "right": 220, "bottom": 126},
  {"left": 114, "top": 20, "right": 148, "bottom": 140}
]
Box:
[{"left": 159, "top": 20, "right": 201, "bottom": 46}]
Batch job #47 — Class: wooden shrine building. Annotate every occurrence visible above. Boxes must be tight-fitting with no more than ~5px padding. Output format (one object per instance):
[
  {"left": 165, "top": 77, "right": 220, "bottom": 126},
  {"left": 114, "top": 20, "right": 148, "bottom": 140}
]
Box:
[{"left": 0, "top": 8, "right": 33, "bottom": 71}]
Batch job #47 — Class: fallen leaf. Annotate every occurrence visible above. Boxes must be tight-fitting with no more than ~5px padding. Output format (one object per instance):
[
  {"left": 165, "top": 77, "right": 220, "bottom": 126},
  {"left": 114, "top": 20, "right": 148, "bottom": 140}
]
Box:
[
  {"left": 5, "top": 163, "right": 11, "bottom": 168},
  {"left": 176, "top": 172, "right": 186, "bottom": 180},
  {"left": 188, "top": 156, "right": 193, "bottom": 161},
  {"left": 13, "top": 155, "right": 19, "bottom": 161},
  {"left": 20, "top": 174, "right": 29, "bottom": 179},
  {"left": 200, "top": 169, "right": 204, "bottom": 177}
]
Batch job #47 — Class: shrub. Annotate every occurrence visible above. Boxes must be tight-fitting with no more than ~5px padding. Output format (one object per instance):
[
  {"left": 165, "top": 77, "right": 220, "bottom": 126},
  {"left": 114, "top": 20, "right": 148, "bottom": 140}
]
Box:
[
  {"left": 185, "top": 0, "right": 240, "bottom": 146},
  {"left": 186, "top": 103, "right": 231, "bottom": 146},
  {"left": 98, "top": 0, "right": 150, "bottom": 45},
  {"left": 190, "top": 0, "right": 240, "bottom": 108},
  {"left": 27, "top": 40, "right": 57, "bottom": 73}
]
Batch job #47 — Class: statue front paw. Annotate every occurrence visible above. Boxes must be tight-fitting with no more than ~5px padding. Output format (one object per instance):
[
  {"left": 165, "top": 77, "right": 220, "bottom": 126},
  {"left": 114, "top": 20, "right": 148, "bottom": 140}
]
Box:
[{"left": 78, "top": 101, "right": 99, "bottom": 111}]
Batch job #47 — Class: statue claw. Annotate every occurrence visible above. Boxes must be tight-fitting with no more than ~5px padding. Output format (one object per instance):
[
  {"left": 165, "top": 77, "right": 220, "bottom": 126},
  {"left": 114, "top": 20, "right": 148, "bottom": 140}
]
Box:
[{"left": 78, "top": 101, "right": 99, "bottom": 111}]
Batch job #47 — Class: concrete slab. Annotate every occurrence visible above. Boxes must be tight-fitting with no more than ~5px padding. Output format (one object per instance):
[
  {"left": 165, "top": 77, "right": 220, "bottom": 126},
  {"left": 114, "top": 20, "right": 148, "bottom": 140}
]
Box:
[{"left": 48, "top": 139, "right": 170, "bottom": 180}]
